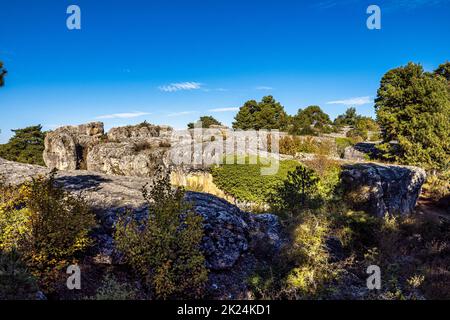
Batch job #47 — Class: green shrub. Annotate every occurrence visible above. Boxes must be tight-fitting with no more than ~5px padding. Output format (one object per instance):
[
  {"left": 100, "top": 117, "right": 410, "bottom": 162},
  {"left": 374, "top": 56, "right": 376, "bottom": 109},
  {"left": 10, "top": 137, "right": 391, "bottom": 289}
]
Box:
[
  {"left": 269, "top": 164, "right": 321, "bottom": 219},
  {"left": 90, "top": 273, "right": 137, "bottom": 300},
  {"left": 114, "top": 172, "right": 208, "bottom": 299},
  {"left": 211, "top": 156, "right": 299, "bottom": 205},
  {"left": 0, "top": 174, "right": 97, "bottom": 292},
  {"left": 0, "top": 250, "right": 38, "bottom": 300},
  {"left": 335, "top": 137, "right": 354, "bottom": 158}
]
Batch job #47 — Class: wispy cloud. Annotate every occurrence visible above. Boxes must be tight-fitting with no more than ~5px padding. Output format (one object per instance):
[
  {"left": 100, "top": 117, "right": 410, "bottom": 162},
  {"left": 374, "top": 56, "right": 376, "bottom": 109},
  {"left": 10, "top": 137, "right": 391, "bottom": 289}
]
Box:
[
  {"left": 159, "top": 82, "right": 203, "bottom": 92},
  {"left": 96, "top": 111, "right": 151, "bottom": 119},
  {"left": 167, "top": 111, "right": 197, "bottom": 117},
  {"left": 255, "top": 86, "right": 273, "bottom": 91},
  {"left": 208, "top": 107, "right": 239, "bottom": 113},
  {"left": 326, "top": 96, "right": 373, "bottom": 106}
]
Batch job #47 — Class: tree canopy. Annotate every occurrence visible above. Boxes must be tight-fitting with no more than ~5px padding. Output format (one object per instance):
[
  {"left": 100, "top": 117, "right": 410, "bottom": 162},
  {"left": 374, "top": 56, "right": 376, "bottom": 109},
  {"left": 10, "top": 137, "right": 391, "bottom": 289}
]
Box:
[
  {"left": 233, "top": 96, "right": 289, "bottom": 131},
  {"left": 289, "top": 105, "right": 332, "bottom": 135},
  {"left": 0, "top": 61, "right": 6, "bottom": 87},
  {"left": 187, "top": 116, "right": 222, "bottom": 129},
  {"left": 434, "top": 61, "right": 450, "bottom": 83},
  {"left": 0, "top": 125, "right": 47, "bottom": 165},
  {"left": 334, "top": 107, "right": 358, "bottom": 126},
  {"left": 375, "top": 62, "right": 450, "bottom": 171}
]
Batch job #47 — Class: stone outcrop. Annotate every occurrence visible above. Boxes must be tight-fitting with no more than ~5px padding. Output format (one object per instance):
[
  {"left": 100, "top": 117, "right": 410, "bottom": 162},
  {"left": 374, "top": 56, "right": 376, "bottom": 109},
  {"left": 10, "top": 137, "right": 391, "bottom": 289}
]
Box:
[
  {"left": 341, "top": 163, "right": 426, "bottom": 217},
  {"left": 0, "top": 157, "right": 284, "bottom": 299},
  {"left": 43, "top": 122, "right": 105, "bottom": 171}
]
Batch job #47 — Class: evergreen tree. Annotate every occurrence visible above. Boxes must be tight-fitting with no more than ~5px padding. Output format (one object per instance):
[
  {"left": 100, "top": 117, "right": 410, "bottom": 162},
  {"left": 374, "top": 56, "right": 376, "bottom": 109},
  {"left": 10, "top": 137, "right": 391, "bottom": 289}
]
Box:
[
  {"left": 187, "top": 115, "right": 223, "bottom": 129},
  {"left": 0, "top": 125, "right": 46, "bottom": 165},
  {"left": 375, "top": 62, "right": 450, "bottom": 171},
  {"left": 0, "top": 61, "right": 6, "bottom": 87},
  {"left": 233, "top": 96, "right": 288, "bottom": 130}
]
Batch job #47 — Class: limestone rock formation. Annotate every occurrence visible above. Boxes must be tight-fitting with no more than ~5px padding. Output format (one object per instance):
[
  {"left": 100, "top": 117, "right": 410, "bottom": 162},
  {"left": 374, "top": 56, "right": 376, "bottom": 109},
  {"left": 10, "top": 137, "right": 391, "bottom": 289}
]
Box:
[
  {"left": 43, "top": 122, "right": 105, "bottom": 171},
  {"left": 341, "top": 163, "right": 426, "bottom": 217},
  {"left": 0, "top": 157, "right": 284, "bottom": 299},
  {"left": 107, "top": 123, "right": 173, "bottom": 143}
]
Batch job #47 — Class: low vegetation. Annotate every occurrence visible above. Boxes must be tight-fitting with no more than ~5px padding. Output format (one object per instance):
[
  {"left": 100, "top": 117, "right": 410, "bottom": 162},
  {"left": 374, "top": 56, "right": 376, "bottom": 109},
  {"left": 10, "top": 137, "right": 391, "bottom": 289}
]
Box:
[
  {"left": 0, "top": 173, "right": 97, "bottom": 294},
  {"left": 211, "top": 157, "right": 299, "bottom": 205},
  {"left": 114, "top": 172, "right": 208, "bottom": 299}
]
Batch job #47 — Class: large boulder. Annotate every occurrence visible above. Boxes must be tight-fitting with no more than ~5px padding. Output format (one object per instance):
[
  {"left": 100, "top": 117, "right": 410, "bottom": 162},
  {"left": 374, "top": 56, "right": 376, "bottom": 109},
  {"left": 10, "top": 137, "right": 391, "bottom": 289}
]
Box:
[
  {"left": 86, "top": 140, "right": 171, "bottom": 178},
  {"left": 341, "top": 163, "right": 426, "bottom": 217},
  {"left": 43, "top": 122, "right": 104, "bottom": 170}
]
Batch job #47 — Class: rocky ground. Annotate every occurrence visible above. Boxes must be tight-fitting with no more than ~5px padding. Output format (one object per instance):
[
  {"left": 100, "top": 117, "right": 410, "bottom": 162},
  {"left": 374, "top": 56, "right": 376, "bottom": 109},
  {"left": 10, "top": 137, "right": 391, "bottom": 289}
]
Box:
[{"left": 0, "top": 157, "right": 284, "bottom": 299}]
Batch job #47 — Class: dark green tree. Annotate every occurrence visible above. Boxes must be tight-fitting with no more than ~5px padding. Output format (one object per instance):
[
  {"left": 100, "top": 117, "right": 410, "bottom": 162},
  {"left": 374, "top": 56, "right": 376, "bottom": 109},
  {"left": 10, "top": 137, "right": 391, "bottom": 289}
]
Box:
[
  {"left": 375, "top": 62, "right": 450, "bottom": 171},
  {"left": 233, "top": 96, "right": 289, "bottom": 131},
  {"left": 435, "top": 61, "right": 450, "bottom": 83},
  {"left": 187, "top": 115, "right": 223, "bottom": 129},
  {"left": 290, "top": 106, "right": 332, "bottom": 135},
  {"left": 270, "top": 164, "right": 320, "bottom": 219},
  {"left": 0, "top": 125, "right": 46, "bottom": 165},
  {"left": 0, "top": 61, "right": 6, "bottom": 87},
  {"left": 334, "top": 107, "right": 358, "bottom": 126}
]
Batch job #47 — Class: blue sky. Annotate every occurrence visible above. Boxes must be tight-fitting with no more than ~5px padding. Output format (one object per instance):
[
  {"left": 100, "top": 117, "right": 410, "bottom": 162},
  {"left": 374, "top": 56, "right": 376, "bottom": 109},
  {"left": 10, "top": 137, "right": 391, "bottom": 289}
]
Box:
[{"left": 0, "top": 0, "right": 449, "bottom": 143}]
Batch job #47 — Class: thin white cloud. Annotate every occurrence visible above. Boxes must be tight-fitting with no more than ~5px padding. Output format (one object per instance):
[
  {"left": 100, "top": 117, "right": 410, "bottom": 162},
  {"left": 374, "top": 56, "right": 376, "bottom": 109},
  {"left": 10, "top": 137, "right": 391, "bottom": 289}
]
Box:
[
  {"left": 167, "top": 111, "right": 197, "bottom": 117},
  {"left": 208, "top": 107, "right": 240, "bottom": 113},
  {"left": 96, "top": 112, "right": 151, "bottom": 120},
  {"left": 159, "top": 82, "right": 202, "bottom": 92},
  {"left": 255, "top": 86, "right": 273, "bottom": 90},
  {"left": 326, "top": 96, "right": 373, "bottom": 106}
]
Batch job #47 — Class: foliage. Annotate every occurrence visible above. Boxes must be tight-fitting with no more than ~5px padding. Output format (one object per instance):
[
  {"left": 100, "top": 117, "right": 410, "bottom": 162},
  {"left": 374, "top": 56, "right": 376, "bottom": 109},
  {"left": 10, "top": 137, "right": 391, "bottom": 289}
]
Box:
[
  {"left": 90, "top": 273, "right": 138, "bottom": 300},
  {"left": 211, "top": 157, "right": 299, "bottom": 205},
  {"left": 375, "top": 62, "right": 450, "bottom": 171},
  {"left": 269, "top": 164, "right": 321, "bottom": 219},
  {"left": 334, "top": 107, "right": 359, "bottom": 127},
  {"left": 0, "top": 125, "right": 46, "bottom": 166},
  {"left": 289, "top": 106, "right": 333, "bottom": 136},
  {"left": 114, "top": 172, "right": 208, "bottom": 299},
  {"left": 0, "top": 61, "right": 6, "bottom": 87},
  {"left": 284, "top": 213, "right": 339, "bottom": 298},
  {"left": 188, "top": 116, "right": 223, "bottom": 129},
  {"left": 303, "top": 156, "right": 341, "bottom": 201},
  {"left": 335, "top": 137, "right": 354, "bottom": 158},
  {"left": 434, "top": 61, "right": 450, "bottom": 83},
  {"left": 0, "top": 174, "right": 96, "bottom": 292},
  {"left": 279, "top": 136, "right": 333, "bottom": 156},
  {"left": 233, "top": 96, "right": 289, "bottom": 131},
  {"left": 0, "top": 250, "right": 38, "bottom": 300}
]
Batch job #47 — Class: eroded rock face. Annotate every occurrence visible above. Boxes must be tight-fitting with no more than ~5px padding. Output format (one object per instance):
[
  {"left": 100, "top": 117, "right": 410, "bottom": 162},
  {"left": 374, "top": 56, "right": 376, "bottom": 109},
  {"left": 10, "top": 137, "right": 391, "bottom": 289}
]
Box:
[
  {"left": 43, "top": 122, "right": 104, "bottom": 171},
  {"left": 86, "top": 141, "right": 171, "bottom": 178},
  {"left": 0, "top": 158, "right": 284, "bottom": 299},
  {"left": 107, "top": 124, "right": 173, "bottom": 143},
  {"left": 341, "top": 163, "right": 426, "bottom": 217}
]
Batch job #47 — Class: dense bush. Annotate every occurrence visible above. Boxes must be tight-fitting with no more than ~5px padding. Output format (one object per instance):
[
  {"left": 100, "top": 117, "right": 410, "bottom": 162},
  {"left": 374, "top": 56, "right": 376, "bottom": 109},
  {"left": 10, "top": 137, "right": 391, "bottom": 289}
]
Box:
[
  {"left": 279, "top": 136, "right": 333, "bottom": 156},
  {"left": 0, "top": 250, "right": 38, "bottom": 300},
  {"left": 211, "top": 157, "right": 299, "bottom": 205},
  {"left": 0, "top": 125, "right": 46, "bottom": 165},
  {"left": 269, "top": 164, "right": 321, "bottom": 220},
  {"left": 90, "top": 273, "right": 138, "bottom": 300},
  {"left": 0, "top": 174, "right": 97, "bottom": 292},
  {"left": 114, "top": 172, "right": 208, "bottom": 299}
]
